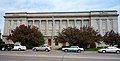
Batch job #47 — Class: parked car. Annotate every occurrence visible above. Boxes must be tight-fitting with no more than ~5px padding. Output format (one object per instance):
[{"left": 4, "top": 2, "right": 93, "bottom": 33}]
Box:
[
  {"left": 32, "top": 45, "right": 51, "bottom": 52},
  {"left": 62, "top": 46, "right": 84, "bottom": 53},
  {"left": 12, "top": 44, "right": 26, "bottom": 51},
  {"left": 98, "top": 46, "right": 120, "bottom": 54},
  {"left": 0, "top": 41, "right": 14, "bottom": 51}
]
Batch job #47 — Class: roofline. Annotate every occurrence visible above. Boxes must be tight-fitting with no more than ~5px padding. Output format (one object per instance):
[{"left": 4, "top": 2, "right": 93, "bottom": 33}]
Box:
[{"left": 5, "top": 10, "right": 118, "bottom": 14}]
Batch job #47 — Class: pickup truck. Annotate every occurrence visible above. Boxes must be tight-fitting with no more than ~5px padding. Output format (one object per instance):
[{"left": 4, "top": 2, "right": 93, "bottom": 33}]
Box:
[
  {"left": 62, "top": 46, "right": 84, "bottom": 53},
  {"left": 0, "top": 42, "right": 14, "bottom": 51}
]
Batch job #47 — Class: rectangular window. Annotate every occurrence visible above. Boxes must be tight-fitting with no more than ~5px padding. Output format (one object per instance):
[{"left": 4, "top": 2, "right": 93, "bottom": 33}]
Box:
[
  {"left": 48, "top": 20, "right": 53, "bottom": 27},
  {"left": 102, "top": 29, "right": 106, "bottom": 35},
  {"left": 49, "top": 30, "right": 53, "bottom": 36},
  {"left": 62, "top": 20, "right": 67, "bottom": 28},
  {"left": 55, "top": 20, "right": 60, "bottom": 28},
  {"left": 109, "top": 19, "right": 113, "bottom": 30},
  {"left": 41, "top": 20, "right": 46, "bottom": 28},
  {"left": 8, "top": 20, "right": 11, "bottom": 28},
  {"left": 35, "top": 20, "right": 40, "bottom": 27},
  {"left": 55, "top": 30, "right": 59, "bottom": 35},
  {"left": 83, "top": 20, "right": 89, "bottom": 26},
  {"left": 102, "top": 19, "right": 107, "bottom": 29},
  {"left": 96, "top": 19, "right": 99, "bottom": 31},
  {"left": 69, "top": 20, "right": 75, "bottom": 27},
  {"left": 19, "top": 20, "right": 22, "bottom": 25},
  {"left": 28, "top": 20, "right": 33, "bottom": 26},
  {"left": 76, "top": 20, "right": 82, "bottom": 28},
  {"left": 14, "top": 20, "right": 17, "bottom": 28}
]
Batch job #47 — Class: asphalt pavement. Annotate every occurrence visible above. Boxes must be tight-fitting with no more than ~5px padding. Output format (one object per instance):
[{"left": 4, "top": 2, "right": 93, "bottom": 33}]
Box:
[{"left": 0, "top": 50, "right": 120, "bottom": 61}]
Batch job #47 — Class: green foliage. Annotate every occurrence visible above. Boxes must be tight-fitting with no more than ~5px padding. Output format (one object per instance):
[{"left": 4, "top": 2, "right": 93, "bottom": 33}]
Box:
[
  {"left": 7, "top": 25, "right": 45, "bottom": 48},
  {"left": 84, "top": 48, "right": 100, "bottom": 51},
  {"left": 103, "top": 30, "right": 120, "bottom": 47},
  {"left": 56, "top": 26, "right": 102, "bottom": 48}
]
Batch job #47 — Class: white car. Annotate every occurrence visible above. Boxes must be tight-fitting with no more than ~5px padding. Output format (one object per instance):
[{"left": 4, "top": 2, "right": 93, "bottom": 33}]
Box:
[
  {"left": 98, "top": 47, "right": 120, "bottom": 54},
  {"left": 12, "top": 44, "right": 27, "bottom": 51},
  {"left": 32, "top": 45, "right": 51, "bottom": 52},
  {"left": 62, "top": 46, "right": 84, "bottom": 53}
]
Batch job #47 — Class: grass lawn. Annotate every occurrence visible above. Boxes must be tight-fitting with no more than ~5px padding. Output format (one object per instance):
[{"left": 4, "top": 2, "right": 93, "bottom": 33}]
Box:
[{"left": 84, "top": 48, "right": 100, "bottom": 51}]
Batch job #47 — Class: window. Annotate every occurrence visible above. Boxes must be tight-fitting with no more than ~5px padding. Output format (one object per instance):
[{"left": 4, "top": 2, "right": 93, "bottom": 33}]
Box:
[
  {"left": 109, "top": 19, "right": 113, "bottom": 30},
  {"left": 14, "top": 20, "right": 17, "bottom": 28},
  {"left": 62, "top": 20, "right": 67, "bottom": 28},
  {"left": 96, "top": 19, "right": 99, "bottom": 31},
  {"left": 48, "top": 20, "right": 53, "bottom": 27},
  {"left": 83, "top": 20, "right": 89, "bottom": 26},
  {"left": 35, "top": 20, "right": 40, "bottom": 27},
  {"left": 102, "top": 29, "right": 106, "bottom": 35},
  {"left": 69, "top": 20, "right": 74, "bottom": 27},
  {"left": 76, "top": 20, "right": 82, "bottom": 28},
  {"left": 28, "top": 20, "right": 33, "bottom": 26},
  {"left": 49, "top": 30, "right": 53, "bottom": 36},
  {"left": 41, "top": 20, "right": 46, "bottom": 28},
  {"left": 8, "top": 20, "right": 11, "bottom": 28},
  {"left": 19, "top": 20, "right": 22, "bottom": 25},
  {"left": 55, "top": 20, "right": 60, "bottom": 28},
  {"left": 102, "top": 19, "right": 107, "bottom": 29},
  {"left": 102, "top": 19, "right": 107, "bottom": 35},
  {"left": 55, "top": 30, "right": 59, "bottom": 35}
]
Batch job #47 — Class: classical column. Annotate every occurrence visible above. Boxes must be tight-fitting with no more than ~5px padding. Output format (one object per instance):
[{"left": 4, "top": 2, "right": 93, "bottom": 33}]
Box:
[
  {"left": 106, "top": 18, "right": 109, "bottom": 31},
  {"left": 39, "top": 20, "right": 41, "bottom": 31},
  {"left": 60, "top": 20, "right": 62, "bottom": 32},
  {"left": 33, "top": 20, "right": 34, "bottom": 26},
  {"left": 67, "top": 19, "right": 69, "bottom": 27},
  {"left": 46, "top": 20, "right": 48, "bottom": 35},
  {"left": 81, "top": 19, "right": 84, "bottom": 27},
  {"left": 74, "top": 19, "right": 76, "bottom": 27}
]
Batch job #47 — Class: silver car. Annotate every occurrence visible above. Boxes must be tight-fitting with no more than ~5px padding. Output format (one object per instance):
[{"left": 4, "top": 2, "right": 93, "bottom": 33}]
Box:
[
  {"left": 98, "top": 47, "right": 120, "bottom": 54},
  {"left": 32, "top": 45, "right": 51, "bottom": 52}
]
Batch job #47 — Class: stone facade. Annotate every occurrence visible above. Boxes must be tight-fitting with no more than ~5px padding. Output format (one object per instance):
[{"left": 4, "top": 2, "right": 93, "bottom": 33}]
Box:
[{"left": 3, "top": 10, "right": 119, "bottom": 48}]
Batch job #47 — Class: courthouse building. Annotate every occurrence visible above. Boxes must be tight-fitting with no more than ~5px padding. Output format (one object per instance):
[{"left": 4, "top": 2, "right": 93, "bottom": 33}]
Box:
[{"left": 3, "top": 10, "right": 119, "bottom": 48}]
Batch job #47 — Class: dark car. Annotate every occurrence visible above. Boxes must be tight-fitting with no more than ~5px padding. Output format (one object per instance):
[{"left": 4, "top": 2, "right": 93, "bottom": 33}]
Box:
[{"left": 0, "top": 42, "right": 14, "bottom": 51}]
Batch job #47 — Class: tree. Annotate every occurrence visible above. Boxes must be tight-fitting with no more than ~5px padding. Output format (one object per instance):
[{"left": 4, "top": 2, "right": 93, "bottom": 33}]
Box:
[
  {"left": 56, "top": 27, "right": 80, "bottom": 46},
  {"left": 0, "top": 32, "right": 2, "bottom": 42},
  {"left": 103, "top": 30, "right": 120, "bottom": 47},
  {"left": 56, "top": 26, "right": 102, "bottom": 48},
  {"left": 79, "top": 26, "right": 102, "bottom": 48},
  {"left": 7, "top": 25, "right": 45, "bottom": 48}
]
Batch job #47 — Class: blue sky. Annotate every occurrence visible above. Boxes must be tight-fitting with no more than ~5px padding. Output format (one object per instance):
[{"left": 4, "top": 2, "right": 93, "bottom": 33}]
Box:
[{"left": 0, "top": 0, "right": 120, "bottom": 34}]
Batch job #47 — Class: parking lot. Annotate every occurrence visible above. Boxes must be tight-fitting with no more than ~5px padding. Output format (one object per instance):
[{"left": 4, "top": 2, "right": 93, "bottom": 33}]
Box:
[{"left": 0, "top": 50, "right": 120, "bottom": 61}]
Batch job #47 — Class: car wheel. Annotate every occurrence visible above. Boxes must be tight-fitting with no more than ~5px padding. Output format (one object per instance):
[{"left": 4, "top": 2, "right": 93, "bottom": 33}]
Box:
[
  {"left": 102, "top": 50, "right": 106, "bottom": 53},
  {"left": 45, "top": 49, "right": 49, "bottom": 52},
  {"left": 33, "top": 48, "right": 37, "bottom": 51},
  {"left": 18, "top": 48, "right": 21, "bottom": 51},
  {"left": 116, "top": 50, "right": 120, "bottom": 54},
  {"left": 64, "top": 49, "right": 68, "bottom": 52},
  {"left": 77, "top": 50, "right": 81, "bottom": 53},
  {"left": 1, "top": 47, "right": 5, "bottom": 51}
]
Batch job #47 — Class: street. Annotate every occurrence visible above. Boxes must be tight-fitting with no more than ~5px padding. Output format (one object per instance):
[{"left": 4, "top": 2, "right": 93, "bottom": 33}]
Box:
[{"left": 0, "top": 50, "right": 120, "bottom": 61}]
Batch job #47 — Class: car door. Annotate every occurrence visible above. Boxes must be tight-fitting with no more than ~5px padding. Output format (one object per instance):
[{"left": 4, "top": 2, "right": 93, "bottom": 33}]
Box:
[
  {"left": 106, "top": 47, "right": 115, "bottom": 52},
  {"left": 13, "top": 45, "right": 19, "bottom": 50},
  {"left": 38, "top": 46, "right": 42, "bottom": 50},
  {"left": 40, "top": 45, "right": 46, "bottom": 50}
]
